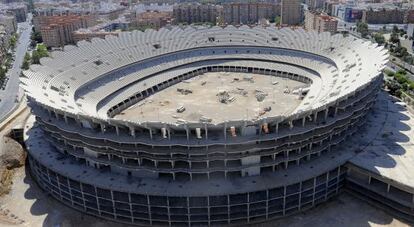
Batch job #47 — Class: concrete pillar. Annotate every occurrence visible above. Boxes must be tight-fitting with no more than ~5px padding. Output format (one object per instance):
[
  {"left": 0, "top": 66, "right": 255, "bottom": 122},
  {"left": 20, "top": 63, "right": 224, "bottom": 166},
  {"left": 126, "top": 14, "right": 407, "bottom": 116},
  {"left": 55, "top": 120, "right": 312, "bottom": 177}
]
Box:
[
  {"left": 115, "top": 126, "right": 119, "bottom": 136},
  {"left": 289, "top": 121, "right": 293, "bottom": 130},
  {"left": 100, "top": 123, "right": 105, "bottom": 133},
  {"left": 282, "top": 186, "right": 286, "bottom": 215},
  {"left": 129, "top": 126, "right": 135, "bottom": 137},
  {"left": 324, "top": 108, "right": 328, "bottom": 120},
  {"left": 275, "top": 122, "right": 279, "bottom": 134},
  {"left": 63, "top": 114, "right": 68, "bottom": 124},
  {"left": 186, "top": 125, "right": 190, "bottom": 141},
  {"left": 302, "top": 117, "right": 306, "bottom": 127},
  {"left": 205, "top": 124, "right": 208, "bottom": 140},
  {"left": 312, "top": 177, "right": 316, "bottom": 206},
  {"left": 313, "top": 111, "right": 318, "bottom": 122},
  {"left": 149, "top": 128, "right": 153, "bottom": 140},
  {"left": 224, "top": 123, "right": 227, "bottom": 141}
]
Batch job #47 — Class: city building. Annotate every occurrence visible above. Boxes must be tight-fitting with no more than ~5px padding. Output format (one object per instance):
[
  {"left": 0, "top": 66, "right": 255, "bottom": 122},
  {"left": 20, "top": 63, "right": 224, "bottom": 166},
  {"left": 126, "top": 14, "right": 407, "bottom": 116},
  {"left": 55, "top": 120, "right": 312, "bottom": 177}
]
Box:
[
  {"left": 222, "top": 2, "right": 280, "bottom": 25},
  {"left": 73, "top": 30, "right": 118, "bottom": 43},
  {"left": 34, "top": 14, "right": 97, "bottom": 47},
  {"left": 173, "top": 3, "right": 221, "bottom": 25},
  {"left": 306, "top": 0, "right": 326, "bottom": 10},
  {"left": 72, "top": 18, "right": 130, "bottom": 43},
  {"left": 2, "top": 3, "right": 27, "bottom": 23},
  {"left": 305, "top": 10, "right": 338, "bottom": 33},
  {"left": 362, "top": 8, "right": 404, "bottom": 24},
  {"left": 136, "top": 11, "right": 172, "bottom": 29},
  {"left": 281, "top": 0, "right": 302, "bottom": 25},
  {"left": 21, "top": 26, "right": 390, "bottom": 226}
]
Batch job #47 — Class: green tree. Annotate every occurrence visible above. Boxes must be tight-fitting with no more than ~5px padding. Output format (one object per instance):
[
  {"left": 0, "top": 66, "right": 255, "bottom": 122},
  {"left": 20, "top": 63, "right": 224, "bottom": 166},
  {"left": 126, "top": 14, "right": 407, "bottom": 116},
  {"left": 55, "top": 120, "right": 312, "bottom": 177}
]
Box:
[
  {"left": 31, "top": 44, "right": 48, "bottom": 64},
  {"left": 21, "top": 52, "right": 31, "bottom": 70},
  {"left": 356, "top": 22, "right": 369, "bottom": 38},
  {"left": 9, "top": 35, "right": 17, "bottom": 49},
  {"left": 373, "top": 33, "right": 385, "bottom": 45},
  {"left": 390, "top": 32, "right": 400, "bottom": 44},
  {"left": 30, "top": 31, "right": 43, "bottom": 43}
]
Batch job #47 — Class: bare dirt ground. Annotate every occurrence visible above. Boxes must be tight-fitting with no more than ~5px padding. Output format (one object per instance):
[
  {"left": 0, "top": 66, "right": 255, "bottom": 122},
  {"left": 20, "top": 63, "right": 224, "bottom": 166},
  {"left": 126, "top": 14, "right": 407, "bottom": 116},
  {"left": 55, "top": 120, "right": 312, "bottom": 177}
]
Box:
[{"left": 117, "top": 72, "right": 305, "bottom": 123}]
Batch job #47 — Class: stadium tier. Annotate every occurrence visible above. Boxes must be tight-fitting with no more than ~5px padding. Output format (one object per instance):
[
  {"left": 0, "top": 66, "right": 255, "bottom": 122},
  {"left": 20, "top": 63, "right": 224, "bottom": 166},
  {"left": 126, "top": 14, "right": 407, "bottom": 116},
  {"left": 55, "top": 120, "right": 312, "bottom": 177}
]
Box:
[{"left": 22, "top": 26, "right": 388, "bottom": 226}]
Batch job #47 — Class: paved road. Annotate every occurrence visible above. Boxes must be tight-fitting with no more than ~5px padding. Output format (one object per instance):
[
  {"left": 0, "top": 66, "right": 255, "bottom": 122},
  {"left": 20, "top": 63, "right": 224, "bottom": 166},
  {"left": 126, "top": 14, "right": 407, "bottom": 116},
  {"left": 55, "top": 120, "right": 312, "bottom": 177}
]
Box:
[{"left": 0, "top": 14, "right": 32, "bottom": 121}]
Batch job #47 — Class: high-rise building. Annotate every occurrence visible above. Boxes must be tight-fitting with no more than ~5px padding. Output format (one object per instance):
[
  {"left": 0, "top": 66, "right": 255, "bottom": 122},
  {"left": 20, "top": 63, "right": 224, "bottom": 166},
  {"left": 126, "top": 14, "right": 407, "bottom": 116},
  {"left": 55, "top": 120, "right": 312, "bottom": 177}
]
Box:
[
  {"left": 305, "top": 10, "right": 338, "bottom": 33},
  {"left": 173, "top": 3, "right": 221, "bottom": 25},
  {"left": 222, "top": 2, "right": 280, "bottom": 25},
  {"left": 281, "top": 0, "right": 302, "bottom": 25},
  {"left": 306, "top": 0, "right": 326, "bottom": 10},
  {"left": 34, "top": 14, "right": 97, "bottom": 47}
]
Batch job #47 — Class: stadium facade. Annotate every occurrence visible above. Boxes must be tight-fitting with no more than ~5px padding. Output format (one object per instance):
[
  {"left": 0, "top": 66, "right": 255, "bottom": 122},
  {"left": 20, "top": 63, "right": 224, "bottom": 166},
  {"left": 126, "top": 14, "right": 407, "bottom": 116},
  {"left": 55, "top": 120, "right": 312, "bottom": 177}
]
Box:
[{"left": 21, "top": 26, "right": 388, "bottom": 226}]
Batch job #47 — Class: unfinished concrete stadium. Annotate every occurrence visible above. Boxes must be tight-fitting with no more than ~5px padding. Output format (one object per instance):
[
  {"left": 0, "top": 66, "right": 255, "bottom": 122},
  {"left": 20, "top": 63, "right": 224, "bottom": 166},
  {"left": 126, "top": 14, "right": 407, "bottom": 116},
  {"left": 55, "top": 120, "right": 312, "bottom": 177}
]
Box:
[{"left": 20, "top": 26, "right": 414, "bottom": 226}]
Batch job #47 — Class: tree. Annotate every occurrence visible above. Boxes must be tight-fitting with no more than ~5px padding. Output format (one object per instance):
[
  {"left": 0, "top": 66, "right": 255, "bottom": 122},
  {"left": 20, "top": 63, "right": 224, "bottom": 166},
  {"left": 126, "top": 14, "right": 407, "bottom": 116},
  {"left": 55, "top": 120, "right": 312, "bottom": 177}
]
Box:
[
  {"left": 31, "top": 44, "right": 48, "bottom": 64},
  {"left": 373, "top": 33, "right": 385, "bottom": 45},
  {"left": 30, "top": 31, "right": 42, "bottom": 44},
  {"left": 274, "top": 16, "right": 281, "bottom": 25},
  {"left": 356, "top": 22, "right": 369, "bottom": 38},
  {"left": 9, "top": 35, "right": 17, "bottom": 49},
  {"left": 390, "top": 32, "right": 400, "bottom": 44},
  {"left": 21, "top": 53, "right": 31, "bottom": 70}
]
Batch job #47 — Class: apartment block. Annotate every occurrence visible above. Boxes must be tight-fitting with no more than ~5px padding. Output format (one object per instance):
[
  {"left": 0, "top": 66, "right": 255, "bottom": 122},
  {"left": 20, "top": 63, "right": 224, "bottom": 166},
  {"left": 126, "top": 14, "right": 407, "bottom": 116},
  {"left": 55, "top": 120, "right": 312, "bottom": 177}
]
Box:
[
  {"left": 222, "top": 2, "right": 280, "bottom": 25},
  {"left": 281, "top": 0, "right": 302, "bottom": 25},
  {"left": 305, "top": 10, "right": 338, "bottom": 33},
  {"left": 173, "top": 3, "right": 221, "bottom": 25}
]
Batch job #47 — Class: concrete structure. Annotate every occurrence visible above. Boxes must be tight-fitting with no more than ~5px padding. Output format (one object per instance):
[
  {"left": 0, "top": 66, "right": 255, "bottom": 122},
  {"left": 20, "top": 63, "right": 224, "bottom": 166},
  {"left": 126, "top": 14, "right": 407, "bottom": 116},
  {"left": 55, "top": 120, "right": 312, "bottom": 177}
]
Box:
[
  {"left": 281, "top": 0, "right": 302, "bottom": 25},
  {"left": 173, "top": 3, "right": 221, "bottom": 25},
  {"left": 305, "top": 10, "right": 338, "bottom": 33},
  {"left": 222, "top": 2, "right": 280, "bottom": 25},
  {"left": 21, "top": 26, "right": 388, "bottom": 226}
]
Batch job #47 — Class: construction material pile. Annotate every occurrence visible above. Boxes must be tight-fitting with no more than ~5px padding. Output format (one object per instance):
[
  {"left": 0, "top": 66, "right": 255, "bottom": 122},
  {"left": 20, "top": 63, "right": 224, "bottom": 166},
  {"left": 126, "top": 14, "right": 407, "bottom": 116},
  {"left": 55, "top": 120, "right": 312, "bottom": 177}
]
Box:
[
  {"left": 254, "top": 90, "right": 268, "bottom": 102},
  {"left": 177, "top": 88, "right": 193, "bottom": 95},
  {"left": 217, "top": 91, "right": 235, "bottom": 104}
]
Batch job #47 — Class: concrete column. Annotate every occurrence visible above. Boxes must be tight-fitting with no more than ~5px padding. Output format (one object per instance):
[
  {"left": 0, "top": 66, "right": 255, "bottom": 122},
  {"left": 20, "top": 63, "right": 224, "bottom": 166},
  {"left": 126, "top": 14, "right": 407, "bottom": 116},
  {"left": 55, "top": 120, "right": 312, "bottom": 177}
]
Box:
[
  {"left": 63, "top": 114, "right": 68, "bottom": 124},
  {"left": 313, "top": 111, "right": 318, "bottom": 122},
  {"left": 336, "top": 166, "right": 341, "bottom": 194},
  {"left": 302, "top": 117, "right": 306, "bottom": 127},
  {"left": 186, "top": 125, "right": 190, "bottom": 141},
  {"left": 312, "top": 177, "right": 316, "bottom": 206},
  {"left": 115, "top": 126, "right": 119, "bottom": 136},
  {"left": 129, "top": 126, "right": 135, "bottom": 137},
  {"left": 205, "top": 124, "right": 208, "bottom": 140},
  {"left": 289, "top": 121, "right": 293, "bottom": 130},
  {"left": 167, "top": 127, "right": 171, "bottom": 140},
  {"left": 324, "top": 109, "right": 329, "bottom": 120},
  {"left": 275, "top": 122, "right": 279, "bottom": 134},
  {"left": 282, "top": 186, "right": 286, "bottom": 215},
  {"left": 100, "top": 123, "right": 105, "bottom": 133},
  {"left": 149, "top": 128, "right": 153, "bottom": 140},
  {"left": 298, "top": 181, "right": 302, "bottom": 210},
  {"left": 224, "top": 122, "right": 227, "bottom": 141}
]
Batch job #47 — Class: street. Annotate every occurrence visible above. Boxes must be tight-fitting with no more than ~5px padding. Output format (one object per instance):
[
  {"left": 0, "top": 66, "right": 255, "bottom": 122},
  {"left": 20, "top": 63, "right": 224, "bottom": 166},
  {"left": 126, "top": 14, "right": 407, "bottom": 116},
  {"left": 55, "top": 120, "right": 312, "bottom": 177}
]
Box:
[{"left": 0, "top": 14, "right": 32, "bottom": 122}]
